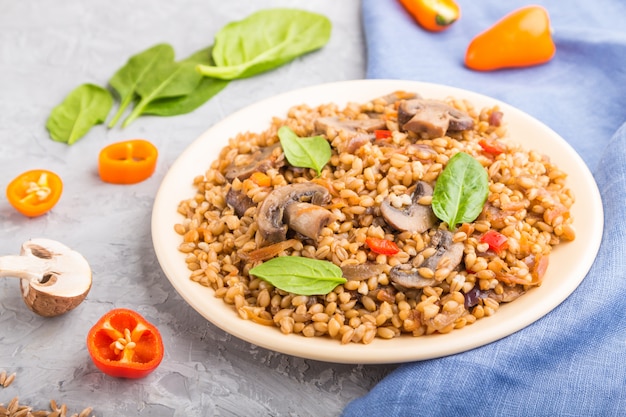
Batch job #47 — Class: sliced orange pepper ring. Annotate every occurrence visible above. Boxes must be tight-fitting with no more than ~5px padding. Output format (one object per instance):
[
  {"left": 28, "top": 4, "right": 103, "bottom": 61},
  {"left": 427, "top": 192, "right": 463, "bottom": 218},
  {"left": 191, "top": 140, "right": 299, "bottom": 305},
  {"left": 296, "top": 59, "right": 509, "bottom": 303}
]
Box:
[
  {"left": 98, "top": 139, "right": 158, "bottom": 184},
  {"left": 86, "top": 308, "right": 164, "bottom": 379},
  {"left": 6, "top": 169, "right": 63, "bottom": 217}
]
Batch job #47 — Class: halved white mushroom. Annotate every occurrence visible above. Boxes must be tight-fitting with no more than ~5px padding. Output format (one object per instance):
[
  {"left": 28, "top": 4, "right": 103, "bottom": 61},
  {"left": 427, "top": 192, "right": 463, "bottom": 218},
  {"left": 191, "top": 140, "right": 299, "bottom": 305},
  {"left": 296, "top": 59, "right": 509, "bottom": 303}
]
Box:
[{"left": 0, "top": 238, "right": 92, "bottom": 317}]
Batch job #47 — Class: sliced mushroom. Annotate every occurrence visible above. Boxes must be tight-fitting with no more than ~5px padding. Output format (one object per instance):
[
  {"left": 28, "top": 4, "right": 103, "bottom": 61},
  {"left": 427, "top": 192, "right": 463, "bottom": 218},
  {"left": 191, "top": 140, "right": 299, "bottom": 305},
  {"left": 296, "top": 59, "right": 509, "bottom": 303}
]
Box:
[
  {"left": 0, "top": 238, "right": 92, "bottom": 317},
  {"left": 344, "top": 133, "right": 374, "bottom": 153},
  {"left": 340, "top": 263, "right": 387, "bottom": 281},
  {"left": 314, "top": 117, "right": 387, "bottom": 135},
  {"left": 380, "top": 181, "right": 438, "bottom": 233},
  {"left": 389, "top": 264, "right": 437, "bottom": 289},
  {"left": 225, "top": 142, "right": 284, "bottom": 182},
  {"left": 377, "top": 91, "right": 419, "bottom": 106},
  {"left": 488, "top": 285, "right": 526, "bottom": 303},
  {"left": 464, "top": 286, "right": 489, "bottom": 308},
  {"left": 390, "top": 230, "right": 464, "bottom": 290},
  {"left": 284, "top": 202, "right": 333, "bottom": 240},
  {"left": 315, "top": 116, "right": 389, "bottom": 154},
  {"left": 257, "top": 183, "right": 332, "bottom": 243},
  {"left": 420, "top": 229, "right": 464, "bottom": 272},
  {"left": 397, "top": 99, "right": 474, "bottom": 139},
  {"left": 226, "top": 188, "right": 255, "bottom": 217},
  {"left": 465, "top": 284, "right": 525, "bottom": 309}
]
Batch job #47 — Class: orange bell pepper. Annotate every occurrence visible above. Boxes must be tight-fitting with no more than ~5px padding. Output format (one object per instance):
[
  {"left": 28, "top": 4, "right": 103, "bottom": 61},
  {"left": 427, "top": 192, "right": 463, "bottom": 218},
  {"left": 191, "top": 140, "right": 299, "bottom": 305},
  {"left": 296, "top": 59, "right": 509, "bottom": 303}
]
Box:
[
  {"left": 86, "top": 308, "right": 164, "bottom": 379},
  {"left": 98, "top": 139, "right": 158, "bottom": 184},
  {"left": 465, "top": 5, "right": 556, "bottom": 71},
  {"left": 398, "top": 0, "right": 460, "bottom": 32},
  {"left": 6, "top": 169, "right": 63, "bottom": 217}
]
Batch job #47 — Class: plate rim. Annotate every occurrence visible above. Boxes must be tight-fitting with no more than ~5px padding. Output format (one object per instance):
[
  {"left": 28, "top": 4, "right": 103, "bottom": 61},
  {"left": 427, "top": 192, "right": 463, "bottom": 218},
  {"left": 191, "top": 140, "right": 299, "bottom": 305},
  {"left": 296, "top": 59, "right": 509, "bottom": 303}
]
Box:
[{"left": 151, "top": 79, "right": 604, "bottom": 364}]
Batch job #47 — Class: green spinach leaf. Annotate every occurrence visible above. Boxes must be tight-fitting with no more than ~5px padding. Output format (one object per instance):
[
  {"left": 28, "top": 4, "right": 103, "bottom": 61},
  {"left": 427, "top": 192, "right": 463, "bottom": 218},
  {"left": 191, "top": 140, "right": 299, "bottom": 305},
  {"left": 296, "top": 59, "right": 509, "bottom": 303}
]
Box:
[
  {"left": 108, "top": 43, "right": 175, "bottom": 127},
  {"left": 121, "top": 59, "right": 203, "bottom": 127},
  {"left": 432, "top": 152, "right": 489, "bottom": 229},
  {"left": 142, "top": 47, "right": 230, "bottom": 117},
  {"left": 278, "top": 126, "right": 331, "bottom": 176},
  {"left": 197, "top": 9, "right": 332, "bottom": 80},
  {"left": 249, "top": 256, "right": 346, "bottom": 296},
  {"left": 46, "top": 83, "right": 113, "bottom": 145}
]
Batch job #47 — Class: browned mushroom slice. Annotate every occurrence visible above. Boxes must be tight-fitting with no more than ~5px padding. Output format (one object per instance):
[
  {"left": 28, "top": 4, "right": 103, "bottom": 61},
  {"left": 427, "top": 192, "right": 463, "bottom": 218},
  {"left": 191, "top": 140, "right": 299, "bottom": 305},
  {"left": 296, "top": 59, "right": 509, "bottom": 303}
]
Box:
[
  {"left": 465, "top": 284, "right": 525, "bottom": 309},
  {"left": 420, "top": 229, "right": 464, "bottom": 272},
  {"left": 257, "top": 183, "right": 332, "bottom": 243},
  {"left": 225, "top": 142, "right": 284, "bottom": 182},
  {"left": 398, "top": 99, "right": 474, "bottom": 139},
  {"left": 380, "top": 181, "right": 438, "bottom": 233},
  {"left": 377, "top": 91, "right": 420, "bottom": 105},
  {"left": 488, "top": 285, "right": 526, "bottom": 303},
  {"left": 345, "top": 133, "right": 373, "bottom": 154},
  {"left": 389, "top": 264, "right": 437, "bottom": 289},
  {"left": 314, "top": 117, "right": 387, "bottom": 135},
  {"left": 226, "top": 188, "right": 255, "bottom": 217},
  {"left": 340, "top": 263, "right": 387, "bottom": 281},
  {"left": 314, "top": 116, "right": 388, "bottom": 154},
  {"left": 389, "top": 230, "right": 464, "bottom": 290},
  {"left": 284, "top": 202, "right": 333, "bottom": 240}
]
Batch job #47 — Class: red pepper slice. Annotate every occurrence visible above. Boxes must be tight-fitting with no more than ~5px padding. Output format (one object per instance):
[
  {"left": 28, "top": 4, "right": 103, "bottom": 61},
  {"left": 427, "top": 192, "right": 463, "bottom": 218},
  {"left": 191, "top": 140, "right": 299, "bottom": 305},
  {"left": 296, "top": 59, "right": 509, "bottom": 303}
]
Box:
[
  {"left": 98, "top": 139, "right": 158, "bottom": 184},
  {"left": 365, "top": 237, "right": 400, "bottom": 255},
  {"left": 480, "top": 230, "right": 509, "bottom": 254},
  {"left": 6, "top": 169, "right": 63, "bottom": 217},
  {"left": 374, "top": 129, "right": 392, "bottom": 140},
  {"left": 478, "top": 139, "right": 506, "bottom": 156},
  {"left": 86, "top": 308, "right": 164, "bottom": 379}
]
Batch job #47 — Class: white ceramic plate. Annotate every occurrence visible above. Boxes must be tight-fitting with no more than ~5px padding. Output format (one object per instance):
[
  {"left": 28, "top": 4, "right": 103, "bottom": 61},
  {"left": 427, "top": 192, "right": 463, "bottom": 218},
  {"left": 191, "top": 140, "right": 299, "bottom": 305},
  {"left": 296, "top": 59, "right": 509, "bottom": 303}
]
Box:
[{"left": 152, "top": 80, "right": 603, "bottom": 364}]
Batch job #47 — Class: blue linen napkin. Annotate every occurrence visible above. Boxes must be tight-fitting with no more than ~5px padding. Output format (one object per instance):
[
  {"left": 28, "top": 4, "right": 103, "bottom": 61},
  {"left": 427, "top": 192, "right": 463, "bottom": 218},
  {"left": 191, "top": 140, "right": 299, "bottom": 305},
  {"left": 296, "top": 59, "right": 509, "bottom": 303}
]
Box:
[{"left": 342, "top": 1, "right": 626, "bottom": 415}]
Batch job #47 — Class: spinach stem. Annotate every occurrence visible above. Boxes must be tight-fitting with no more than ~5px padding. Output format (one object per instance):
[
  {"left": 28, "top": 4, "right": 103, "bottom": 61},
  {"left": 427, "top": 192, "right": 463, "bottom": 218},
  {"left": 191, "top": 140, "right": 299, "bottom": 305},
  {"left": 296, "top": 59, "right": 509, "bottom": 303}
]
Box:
[
  {"left": 108, "top": 94, "right": 133, "bottom": 128},
  {"left": 121, "top": 100, "right": 146, "bottom": 128}
]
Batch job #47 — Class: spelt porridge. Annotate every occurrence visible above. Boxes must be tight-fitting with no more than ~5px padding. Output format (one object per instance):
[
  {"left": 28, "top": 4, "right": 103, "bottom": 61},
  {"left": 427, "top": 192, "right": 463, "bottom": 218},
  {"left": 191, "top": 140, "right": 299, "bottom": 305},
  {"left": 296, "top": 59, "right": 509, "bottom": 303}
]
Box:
[{"left": 174, "top": 90, "right": 575, "bottom": 344}]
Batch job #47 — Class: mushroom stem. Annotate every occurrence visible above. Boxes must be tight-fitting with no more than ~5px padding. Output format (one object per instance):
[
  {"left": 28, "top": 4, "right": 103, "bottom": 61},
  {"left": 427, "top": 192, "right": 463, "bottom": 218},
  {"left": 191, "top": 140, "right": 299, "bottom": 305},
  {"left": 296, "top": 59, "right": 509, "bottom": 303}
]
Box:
[{"left": 0, "top": 255, "right": 53, "bottom": 283}]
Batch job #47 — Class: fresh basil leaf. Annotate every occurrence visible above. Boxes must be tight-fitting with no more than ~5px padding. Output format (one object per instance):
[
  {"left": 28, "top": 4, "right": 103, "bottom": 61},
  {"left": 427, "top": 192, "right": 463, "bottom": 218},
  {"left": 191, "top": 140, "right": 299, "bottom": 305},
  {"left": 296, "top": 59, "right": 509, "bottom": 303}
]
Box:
[
  {"left": 142, "top": 47, "right": 230, "bottom": 117},
  {"left": 278, "top": 126, "right": 331, "bottom": 176},
  {"left": 432, "top": 152, "right": 489, "bottom": 229},
  {"left": 108, "top": 43, "right": 175, "bottom": 127},
  {"left": 249, "top": 256, "right": 346, "bottom": 296},
  {"left": 46, "top": 83, "right": 113, "bottom": 145},
  {"left": 197, "top": 9, "right": 332, "bottom": 80}
]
